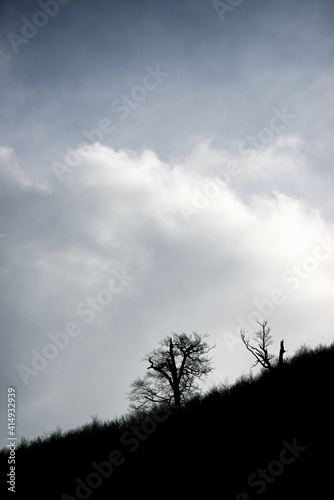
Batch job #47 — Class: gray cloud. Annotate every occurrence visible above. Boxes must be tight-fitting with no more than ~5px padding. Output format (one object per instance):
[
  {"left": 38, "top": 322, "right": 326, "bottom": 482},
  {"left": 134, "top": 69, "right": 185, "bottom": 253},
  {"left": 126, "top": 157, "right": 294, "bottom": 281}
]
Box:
[
  {"left": 0, "top": 0, "right": 333, "bottom": 445},
  {"left": 1, "top": 139, "right": 334, "bottom": 444}
]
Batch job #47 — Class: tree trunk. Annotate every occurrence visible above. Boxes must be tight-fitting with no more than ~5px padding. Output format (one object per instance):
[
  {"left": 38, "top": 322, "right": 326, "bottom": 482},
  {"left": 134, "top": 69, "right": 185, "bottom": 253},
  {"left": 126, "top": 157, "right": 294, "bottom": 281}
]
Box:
[
  {"left": 264, "top": 349, "right": 273, "bottom": 370},
  {"left": 173, "top": 385, "right": 181, "bottom": 407},
  {"left": 278, "top": 340, "right": 285, "bottom": 369}
]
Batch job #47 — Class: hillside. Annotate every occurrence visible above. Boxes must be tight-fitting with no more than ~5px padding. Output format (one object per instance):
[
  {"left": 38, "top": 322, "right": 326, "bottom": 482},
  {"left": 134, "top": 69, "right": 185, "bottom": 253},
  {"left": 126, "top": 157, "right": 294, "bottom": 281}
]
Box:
[{"left": 1, "top": 342, "right": 333, "bottom": 499}]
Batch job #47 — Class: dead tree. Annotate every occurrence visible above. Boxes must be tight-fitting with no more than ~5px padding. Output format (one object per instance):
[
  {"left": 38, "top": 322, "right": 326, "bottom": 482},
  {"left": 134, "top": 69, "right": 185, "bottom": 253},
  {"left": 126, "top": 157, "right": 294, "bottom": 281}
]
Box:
[
  {"left": 241, "top": 321, "right": 286, "bottom": 371},
  {"left": 278, "top": 339, "right": 286, "bottom": 369}
]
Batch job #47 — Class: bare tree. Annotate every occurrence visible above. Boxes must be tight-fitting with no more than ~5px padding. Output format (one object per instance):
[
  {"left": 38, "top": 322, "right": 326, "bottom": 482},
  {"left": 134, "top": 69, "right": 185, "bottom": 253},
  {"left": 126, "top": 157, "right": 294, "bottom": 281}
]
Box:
[
  {"left": 127, "top": 332, "right": 215, "bottom": 410},
  {"left": 241, "top": 321, "right": 286, "bottom": 371},
  {"left": 277, "top": 339, "right": 286, "bottom": 369}
]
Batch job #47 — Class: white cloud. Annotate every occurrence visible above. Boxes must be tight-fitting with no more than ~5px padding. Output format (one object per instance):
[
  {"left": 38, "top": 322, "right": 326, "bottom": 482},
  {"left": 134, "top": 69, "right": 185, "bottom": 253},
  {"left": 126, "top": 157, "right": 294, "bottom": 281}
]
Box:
[{"left": 1, "top": 138, "right": 334, "bottom": 443}]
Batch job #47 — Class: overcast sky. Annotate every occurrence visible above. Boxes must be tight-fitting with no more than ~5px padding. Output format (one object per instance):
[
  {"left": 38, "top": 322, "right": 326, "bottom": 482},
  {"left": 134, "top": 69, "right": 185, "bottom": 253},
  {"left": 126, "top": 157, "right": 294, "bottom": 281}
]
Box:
[{"left": 0, "top": 0, "right": 333, "bottom": 446}]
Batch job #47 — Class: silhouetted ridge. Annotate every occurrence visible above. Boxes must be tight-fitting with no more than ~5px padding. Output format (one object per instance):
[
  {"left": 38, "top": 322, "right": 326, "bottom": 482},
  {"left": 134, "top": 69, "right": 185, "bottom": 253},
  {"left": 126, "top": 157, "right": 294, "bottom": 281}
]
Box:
[{"left": 1, "top": 342, "right": 333, "bottom": 499}]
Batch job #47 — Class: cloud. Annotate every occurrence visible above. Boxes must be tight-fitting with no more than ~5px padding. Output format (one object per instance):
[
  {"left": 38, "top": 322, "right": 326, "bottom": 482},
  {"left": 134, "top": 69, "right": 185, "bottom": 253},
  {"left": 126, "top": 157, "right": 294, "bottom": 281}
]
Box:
[
  {"left": 1, "top": 138, "right": 334, "bottom": 445},
  {"left": 0, "top": 0, "right": 333, "bottom": 458},
  {"left": 2, "top": 139, "right": 333, "bottom": 329}
]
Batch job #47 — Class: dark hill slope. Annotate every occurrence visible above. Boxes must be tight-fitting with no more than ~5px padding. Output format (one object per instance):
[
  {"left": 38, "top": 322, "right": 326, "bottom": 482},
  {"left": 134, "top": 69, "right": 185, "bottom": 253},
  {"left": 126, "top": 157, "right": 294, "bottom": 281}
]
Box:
[{"left": 1, "top": 343, "right": 333, "bottom": 499}]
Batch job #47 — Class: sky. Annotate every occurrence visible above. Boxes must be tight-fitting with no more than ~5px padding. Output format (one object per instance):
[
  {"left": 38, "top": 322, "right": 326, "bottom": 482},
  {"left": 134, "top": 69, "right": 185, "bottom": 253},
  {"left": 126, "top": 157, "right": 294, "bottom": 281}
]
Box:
[{"left": 0, "top": 0, "right": 333, "bottom": 447}]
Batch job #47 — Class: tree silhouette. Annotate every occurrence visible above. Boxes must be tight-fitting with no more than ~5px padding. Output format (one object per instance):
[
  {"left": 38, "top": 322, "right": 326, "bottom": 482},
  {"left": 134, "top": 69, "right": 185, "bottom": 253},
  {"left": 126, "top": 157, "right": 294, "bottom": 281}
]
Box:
[
  {"left": 127, "top": 332, "right": 215, "bottom": 409},
  {"left": 241, "top": 320, "right": 286, "bottom": 370}
]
